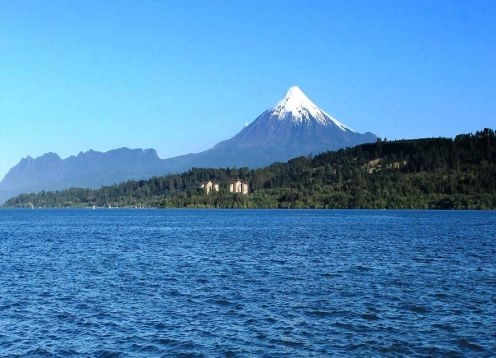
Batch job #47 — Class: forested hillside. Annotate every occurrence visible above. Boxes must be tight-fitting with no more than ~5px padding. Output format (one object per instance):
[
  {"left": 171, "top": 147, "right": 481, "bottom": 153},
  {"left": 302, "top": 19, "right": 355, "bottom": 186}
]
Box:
[{"left": 4, "top": 129, "right": 496, "bottom": 209}]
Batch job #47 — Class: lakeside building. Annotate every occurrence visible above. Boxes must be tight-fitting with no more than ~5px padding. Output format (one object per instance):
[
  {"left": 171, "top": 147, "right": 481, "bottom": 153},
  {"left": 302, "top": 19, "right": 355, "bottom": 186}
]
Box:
[
  {"left": 229, "top": 179, "right": 249, "bottom": 195},
  {"left": 201, "top": 179, "right": 250, "bottom": 195},
  {"left": 200, "top": 180, "right": 219, "bottom": 195}
]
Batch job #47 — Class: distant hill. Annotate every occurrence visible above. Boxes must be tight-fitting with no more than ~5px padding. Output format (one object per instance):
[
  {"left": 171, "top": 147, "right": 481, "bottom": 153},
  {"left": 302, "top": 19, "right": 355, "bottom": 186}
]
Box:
[
  {"left": 0, "top": 86, "right": 376, "bottom": 203},
  {"left": 0, "top": 148, "right": 165, "bottom": 203},
  {"left": 5, "top": 129, "right": 495, "bottom": 210}
]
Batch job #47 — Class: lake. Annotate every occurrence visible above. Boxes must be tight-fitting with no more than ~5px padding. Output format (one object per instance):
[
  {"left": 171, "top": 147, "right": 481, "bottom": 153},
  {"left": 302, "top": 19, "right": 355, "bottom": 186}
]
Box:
[{"left": 0, "top": 209, "right": 495, "bottom": 356}]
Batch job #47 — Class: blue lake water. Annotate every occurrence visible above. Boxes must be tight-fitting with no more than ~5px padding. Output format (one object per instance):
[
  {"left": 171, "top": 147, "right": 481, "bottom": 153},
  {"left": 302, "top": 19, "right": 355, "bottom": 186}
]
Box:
[{"left": 0, "top": 209, "right": 495, "bottom": 356}]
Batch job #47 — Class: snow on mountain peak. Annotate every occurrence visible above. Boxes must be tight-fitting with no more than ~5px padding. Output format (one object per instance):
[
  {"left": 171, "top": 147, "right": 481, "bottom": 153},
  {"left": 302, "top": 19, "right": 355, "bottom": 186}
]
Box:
[{"left": 271, "top": 86, "right": 353, "bottom": 131}]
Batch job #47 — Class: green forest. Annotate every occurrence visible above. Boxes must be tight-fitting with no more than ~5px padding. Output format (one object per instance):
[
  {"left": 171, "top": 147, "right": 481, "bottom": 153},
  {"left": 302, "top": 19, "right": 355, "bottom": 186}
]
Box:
[{"left": 4, "top": 129, "right": 496, "bottom": 209}]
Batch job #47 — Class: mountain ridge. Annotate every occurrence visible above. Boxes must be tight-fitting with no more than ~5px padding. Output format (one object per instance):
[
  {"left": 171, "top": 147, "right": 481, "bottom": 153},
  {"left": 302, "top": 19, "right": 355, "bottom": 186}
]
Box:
[
  {"left": 4, "top": 129, "right": 495, "bottom": 209},
  {"left": 0, "top": 86, "right": 377, "bottom": 202}
]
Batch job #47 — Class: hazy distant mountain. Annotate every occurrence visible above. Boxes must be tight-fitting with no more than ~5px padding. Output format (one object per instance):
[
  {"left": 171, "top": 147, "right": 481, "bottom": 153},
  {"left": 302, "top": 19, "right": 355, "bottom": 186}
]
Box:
[
  {"left": 0, "top": 86, "right": 376, "bottom": 202},
  {"left": 0, "top": 148, "right": 165, "bottom": 203}
]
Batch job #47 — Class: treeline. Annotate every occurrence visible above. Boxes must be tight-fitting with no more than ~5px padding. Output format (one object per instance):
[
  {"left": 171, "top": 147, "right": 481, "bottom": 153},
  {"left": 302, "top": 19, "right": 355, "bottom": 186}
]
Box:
[{"left": 5, "top": 129, "right": 496, "bottom": 209}]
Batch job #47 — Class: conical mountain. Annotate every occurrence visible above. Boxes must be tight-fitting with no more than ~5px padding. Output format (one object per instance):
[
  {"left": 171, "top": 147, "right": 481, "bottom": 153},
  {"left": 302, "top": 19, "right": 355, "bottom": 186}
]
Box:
[{"left": 199, "top": 86, "right": 377, "bottom": 166}]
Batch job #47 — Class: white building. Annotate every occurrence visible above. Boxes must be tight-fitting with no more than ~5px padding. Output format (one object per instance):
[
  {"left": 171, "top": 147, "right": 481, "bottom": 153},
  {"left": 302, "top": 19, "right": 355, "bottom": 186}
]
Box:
[
  {"left": 201, "top": 180, "right": 219, "bottom": 195},
  {"left": 229, "top": 179, "right": 249, "bottom": 195}
]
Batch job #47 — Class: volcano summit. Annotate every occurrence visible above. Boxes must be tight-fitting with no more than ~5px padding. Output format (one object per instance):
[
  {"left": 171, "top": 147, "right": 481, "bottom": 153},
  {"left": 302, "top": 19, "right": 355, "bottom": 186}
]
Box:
[{"left": 199, "top": 86, "right": 377, "bottom": 166}]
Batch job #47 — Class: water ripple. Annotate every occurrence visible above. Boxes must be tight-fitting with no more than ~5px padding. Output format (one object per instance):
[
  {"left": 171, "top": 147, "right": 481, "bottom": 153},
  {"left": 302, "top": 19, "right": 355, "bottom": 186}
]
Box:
[{"left": 0, "top": 209, "right": 495, "bottom": 356}]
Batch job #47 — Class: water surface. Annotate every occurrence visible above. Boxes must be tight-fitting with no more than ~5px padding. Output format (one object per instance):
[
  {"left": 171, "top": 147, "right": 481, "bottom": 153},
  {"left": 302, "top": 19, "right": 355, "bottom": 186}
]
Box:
[{"left": 0, "top": 209, "right": 495, "bottom": 356}]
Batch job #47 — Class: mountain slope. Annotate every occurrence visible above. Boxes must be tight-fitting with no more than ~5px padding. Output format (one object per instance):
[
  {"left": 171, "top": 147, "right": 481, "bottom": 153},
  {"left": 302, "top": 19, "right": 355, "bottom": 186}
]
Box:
[
  {"left": 0, "top": 86, "right": 376, "bottom": 202},
  {"left": 163, "top": 86, "right": 376, "bottom": 168}
]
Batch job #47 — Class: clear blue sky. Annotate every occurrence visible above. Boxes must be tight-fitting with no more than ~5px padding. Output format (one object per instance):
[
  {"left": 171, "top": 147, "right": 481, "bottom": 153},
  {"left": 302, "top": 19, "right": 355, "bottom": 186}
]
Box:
[{"left": 1, "top": 0, "right": 495, "bottom": 179}]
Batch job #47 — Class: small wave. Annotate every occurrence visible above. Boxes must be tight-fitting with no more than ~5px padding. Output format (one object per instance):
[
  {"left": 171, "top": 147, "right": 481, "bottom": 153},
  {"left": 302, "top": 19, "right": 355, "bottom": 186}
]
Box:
[
  {"left": 93, "top": 349, "right": 124, "bottom": 357},
  {"left": 56, "top": 311, "right": 76, "bottom": 321},
  {"left": 433, "top": 292, "right": 449, "bottom": 300},
  {"left": 269, "top": 338, "right": 304, "bottom": 348},
  {"left": 56, "top": 348, "right": 80, "bottom": 355},
  {"left": 256, "top": 332, "right": 267, "bottom": 340},
  {"left": 458, "top": 338, "right": 484, "bottom": 352},
  {"left": 305, "top": 309, "right": 333, "bottom": 318},
  {"left": 25, "top": 347, "right": 53, "bottom": 356},
  {"left": 432, "top": 323, "right": 455, "bottom": 332},
  {"left": 361, "top": 312, "right": 379, "bottom": 321},
  {"left": 353, "top": 265, "right": 371, "bottom": 272},
  {"left": 209, "top": 298, "right": 232, "bottom": 306},
  {"left": 155, "top": 337, "right": 177, "bottom": 345},
  {"left": 334, "top": 321, "right": 355, "bottom": 331},
  {"left": 378, "top": 341, "right": 412, "bottom": 355},
  {"left": 404, "top": 304, "right": 429, "bottom": 314},
  {"left": 264, "top": 316, "right": 277, "bottom": 324},
  {"left": 322, "top": 272, "right": 341, "bottom": 278}
]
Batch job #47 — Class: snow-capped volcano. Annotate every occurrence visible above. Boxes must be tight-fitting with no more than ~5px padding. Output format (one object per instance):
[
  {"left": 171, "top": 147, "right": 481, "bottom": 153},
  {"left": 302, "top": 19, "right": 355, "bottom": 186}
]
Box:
[
  {"left": 200, "top": 86, "right": 377, "bottom": 166},
  {"left": 271, "top": 86, "right": 352, "bottom": 130}
]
